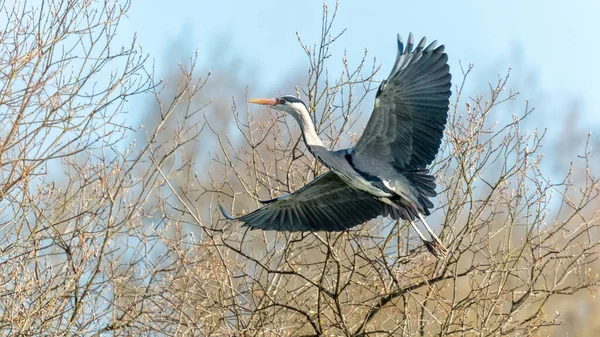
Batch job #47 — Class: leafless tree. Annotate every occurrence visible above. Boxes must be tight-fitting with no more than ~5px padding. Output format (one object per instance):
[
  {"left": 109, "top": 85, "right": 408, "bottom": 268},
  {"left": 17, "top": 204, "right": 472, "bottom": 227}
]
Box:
[{"left": 0, "top": 1, "right": 598, "bottom": 336}]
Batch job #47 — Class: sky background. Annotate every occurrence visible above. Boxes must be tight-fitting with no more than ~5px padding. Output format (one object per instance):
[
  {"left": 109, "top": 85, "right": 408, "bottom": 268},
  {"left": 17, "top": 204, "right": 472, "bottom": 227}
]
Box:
[{"left": 122, "top": 0, "right": 599, "bottom": 157}]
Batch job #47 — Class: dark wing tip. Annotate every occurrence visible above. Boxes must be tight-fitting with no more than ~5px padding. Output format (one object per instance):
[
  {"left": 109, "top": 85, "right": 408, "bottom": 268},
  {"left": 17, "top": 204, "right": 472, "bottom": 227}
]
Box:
[
  {"left": 424, "top": 40, "right": 438, "bottom": 52},
  {"left": 259, "top": 197, "right": 279, "bottom": 204},
  {"left": 218, "top": 204, "right": 236, "bottom": 220},
  {"left": 406, "top": 32, "right": 415, "bottom": 54},
  {"left": 398, "top": 33, "right": 446, "bottom": 55},
  {"left": 397, "top": 33, "right": 404, "bottom": 54},
  {"left": 415, "top": 36, "right": 427, "bottom": 52}
]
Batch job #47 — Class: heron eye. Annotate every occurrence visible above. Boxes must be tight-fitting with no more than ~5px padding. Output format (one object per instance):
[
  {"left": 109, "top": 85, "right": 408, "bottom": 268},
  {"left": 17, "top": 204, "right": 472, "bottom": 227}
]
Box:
[{"left": 278, "top": 98, "right": 286, "bottom": 104}]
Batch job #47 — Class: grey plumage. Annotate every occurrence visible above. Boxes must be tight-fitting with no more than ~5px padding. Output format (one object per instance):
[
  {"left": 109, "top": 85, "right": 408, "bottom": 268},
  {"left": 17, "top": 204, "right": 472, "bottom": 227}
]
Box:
[
  {"left": 220, "top": 33, "right": 452, "bottom": 258},
  {"left": 220, "top": 172, "right": 389, "bottom": 232}
]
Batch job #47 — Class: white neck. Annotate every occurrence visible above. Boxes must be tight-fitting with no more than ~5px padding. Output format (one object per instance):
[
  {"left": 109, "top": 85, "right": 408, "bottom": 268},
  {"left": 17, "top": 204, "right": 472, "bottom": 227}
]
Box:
[{"left": 294, "top": 110, "right": 324, "bottom": 148}]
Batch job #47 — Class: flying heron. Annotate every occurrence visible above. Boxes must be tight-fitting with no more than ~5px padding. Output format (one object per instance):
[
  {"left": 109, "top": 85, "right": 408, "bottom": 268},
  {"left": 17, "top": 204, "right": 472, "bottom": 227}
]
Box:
[{"left": 220, "top": 33, "right": 451, "bottom": 258}]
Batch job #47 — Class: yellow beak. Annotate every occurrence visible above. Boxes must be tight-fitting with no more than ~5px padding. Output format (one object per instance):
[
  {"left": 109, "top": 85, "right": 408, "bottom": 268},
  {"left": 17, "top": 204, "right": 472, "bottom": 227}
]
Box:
[{"left": 247, "top": 98, "right": 278, "bottom": 106}]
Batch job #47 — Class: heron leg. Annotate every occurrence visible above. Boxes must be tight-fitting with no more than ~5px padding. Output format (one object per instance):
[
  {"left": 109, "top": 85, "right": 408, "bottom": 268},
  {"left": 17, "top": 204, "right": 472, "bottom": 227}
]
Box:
[
  {"left": 417, "top": 213, "right": 442, "bottom": 242},
  {"left": 417, "top": 213, "right": 447, "bottom": 258},
  {"left": 408, "top": 220, "right": 428, "bottom": 242},
  {"left": 382, "top": 198, "right": 446, "bottom": 258},
  {"left": 409, "top": 220, "right": 446, "bottom": 259}
]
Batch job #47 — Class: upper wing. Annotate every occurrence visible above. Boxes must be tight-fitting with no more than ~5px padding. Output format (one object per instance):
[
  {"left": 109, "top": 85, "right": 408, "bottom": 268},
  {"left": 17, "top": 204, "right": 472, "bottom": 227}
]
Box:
[
  {"left": 352, "top": 33, "right": 451, "bottom": 170},
  {"left": 220, "top": 171, "right": 387, "bottom": 232}
]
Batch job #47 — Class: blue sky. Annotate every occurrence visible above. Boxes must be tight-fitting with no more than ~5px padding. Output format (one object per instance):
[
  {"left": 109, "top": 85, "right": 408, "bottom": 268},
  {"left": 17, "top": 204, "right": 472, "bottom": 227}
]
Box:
[{"left": 123, "top": 0, "right": 599, "bottom": 145}]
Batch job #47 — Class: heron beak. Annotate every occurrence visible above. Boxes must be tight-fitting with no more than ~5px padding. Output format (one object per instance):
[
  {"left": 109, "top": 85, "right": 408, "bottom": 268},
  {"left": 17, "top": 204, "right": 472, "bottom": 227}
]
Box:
[{"left": 248, "top": 98, "right": 278, "bottom": 106}]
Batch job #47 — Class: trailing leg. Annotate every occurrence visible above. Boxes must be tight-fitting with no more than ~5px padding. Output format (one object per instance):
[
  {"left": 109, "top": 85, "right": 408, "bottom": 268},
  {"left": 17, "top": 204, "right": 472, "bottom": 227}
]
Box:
[
  {"left": 409, "top": 220, "right": 446, "bottom": 259},
  {"left": 417, "top": 213, "right": 447, "bottom": 258}
]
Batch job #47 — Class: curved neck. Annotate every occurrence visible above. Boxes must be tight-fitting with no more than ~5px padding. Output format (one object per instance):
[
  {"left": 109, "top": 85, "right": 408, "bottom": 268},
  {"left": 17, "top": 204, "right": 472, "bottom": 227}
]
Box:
[{"left": 293, "top": 111, "right": 324, "bottom": 149}]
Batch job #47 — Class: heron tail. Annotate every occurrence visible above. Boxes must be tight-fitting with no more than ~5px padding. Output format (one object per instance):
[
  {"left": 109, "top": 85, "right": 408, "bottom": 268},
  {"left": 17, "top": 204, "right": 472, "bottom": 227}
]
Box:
[{"left": 403, "top": 168, "right": 436, "bottom": 215}]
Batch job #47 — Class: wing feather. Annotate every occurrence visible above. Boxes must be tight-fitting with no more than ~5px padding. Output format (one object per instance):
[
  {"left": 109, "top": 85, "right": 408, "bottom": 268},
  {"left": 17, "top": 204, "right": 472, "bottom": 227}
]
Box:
[
  {"left": 353, "top": 33, "right": 451, "bottom": 171},
  {"left": 221, "top": 171, "right": 386, "bottom": 232}
]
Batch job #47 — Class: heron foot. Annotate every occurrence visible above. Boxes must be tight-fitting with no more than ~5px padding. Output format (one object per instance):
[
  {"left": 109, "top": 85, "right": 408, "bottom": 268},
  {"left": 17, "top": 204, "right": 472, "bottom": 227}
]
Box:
[{"left": 424, "top": 238, "right": 447, "bottom": 259}]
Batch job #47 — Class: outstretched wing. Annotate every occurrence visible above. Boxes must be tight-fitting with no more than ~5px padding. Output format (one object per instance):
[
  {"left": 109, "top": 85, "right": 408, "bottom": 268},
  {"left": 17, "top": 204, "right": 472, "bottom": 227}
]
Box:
[
  {"left": 220, "top": 171, "right": 387, "bottom": 231},
  {"left": 352, "top": 33, "right": 451, "bottom": 171}
]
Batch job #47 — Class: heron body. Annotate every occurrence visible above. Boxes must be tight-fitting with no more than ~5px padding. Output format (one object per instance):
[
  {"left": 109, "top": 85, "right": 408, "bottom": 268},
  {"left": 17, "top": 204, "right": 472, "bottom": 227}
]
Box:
[{"left": 220, "top": 33, "right": 451, "bottom": 257}]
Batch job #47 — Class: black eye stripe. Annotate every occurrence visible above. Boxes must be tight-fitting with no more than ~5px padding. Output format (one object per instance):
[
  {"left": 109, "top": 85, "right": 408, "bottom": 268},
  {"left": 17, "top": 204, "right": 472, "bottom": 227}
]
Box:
[
  {"left": 282, "top": 96, "right": 303, "bottom": 104},
  {"left": 280, "top": 96, "right": 309, "bottom": 111}
]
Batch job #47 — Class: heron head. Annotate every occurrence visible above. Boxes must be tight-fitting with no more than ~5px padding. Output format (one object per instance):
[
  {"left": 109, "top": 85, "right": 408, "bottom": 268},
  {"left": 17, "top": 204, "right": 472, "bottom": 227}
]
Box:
[{"left": 248, "top": 95, "right": 309, "bottom": 120}]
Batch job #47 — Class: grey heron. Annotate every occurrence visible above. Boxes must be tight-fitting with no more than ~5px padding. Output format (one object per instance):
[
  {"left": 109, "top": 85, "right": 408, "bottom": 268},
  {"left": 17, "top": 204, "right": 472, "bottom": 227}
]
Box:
[{"left": 220, "top": 33, "right": 451, "bottom": 258}]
